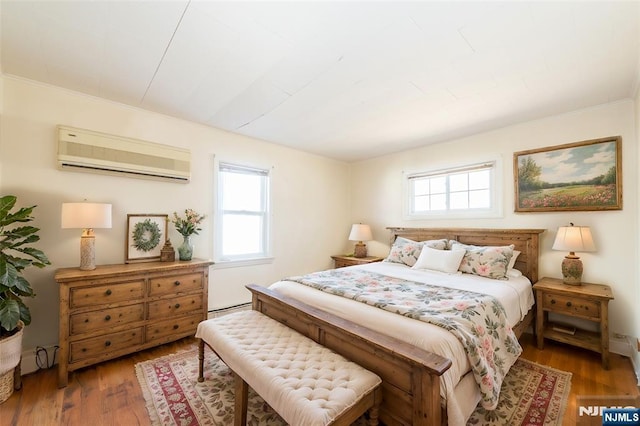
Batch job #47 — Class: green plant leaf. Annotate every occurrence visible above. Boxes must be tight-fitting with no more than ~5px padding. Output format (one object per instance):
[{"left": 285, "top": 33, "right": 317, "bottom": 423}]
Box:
[
  {"left": 0, "top": 298, "right": 21, "bottom": 332},
  {"left": 0, "top": 195, "right": 17, "bottom": 219},
  {"left": 12, "top": 276, "right": 34, "bottom": 296},
  {"left": 0, "top": 260, "right": 18, "bottom": 286},
  {"left": 21, "top": 247, "right": 51, "bottom": 265},
  {"left": 0, "top": 207, "right": 35, "bottom": 227}
]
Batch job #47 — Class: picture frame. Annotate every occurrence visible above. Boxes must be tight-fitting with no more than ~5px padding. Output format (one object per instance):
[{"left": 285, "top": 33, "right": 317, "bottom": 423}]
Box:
[
  {"left": 125, "top": 214, "right": 168, "bottom": 263},
  {"left": 514, "top": 136, "right": 622, "bottom": 212}
]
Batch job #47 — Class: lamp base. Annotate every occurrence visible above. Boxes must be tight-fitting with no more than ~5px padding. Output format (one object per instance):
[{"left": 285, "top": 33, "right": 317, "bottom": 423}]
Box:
[
  {"left": 353, "top": 242, "right": 367, "bottom": 258},
  {"left": 80, "top": 235, "right": 96, "bottom": 271},
  {"left": 561, "top": 256, "right": 583, "bottom": 285}
]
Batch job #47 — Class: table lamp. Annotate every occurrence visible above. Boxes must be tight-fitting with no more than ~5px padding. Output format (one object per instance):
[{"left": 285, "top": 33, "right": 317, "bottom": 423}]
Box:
[
  {"left": 552, "top": 223, "right": 595, "bottom": 285},
  {"left": 62, "top": 202, "right": 112, "bottom": 270},
  {"left": 349, "top": 224, "right": 373, "bottom": 258}
]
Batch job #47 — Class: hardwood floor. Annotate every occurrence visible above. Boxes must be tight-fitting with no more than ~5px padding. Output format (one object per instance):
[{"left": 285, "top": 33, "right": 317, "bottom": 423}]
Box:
[
  {"left": 519, "top": 333, "right": 639, "bottom": 426},
  {"left": 1, "top": 334, "right": 638, "bottom": 425}
]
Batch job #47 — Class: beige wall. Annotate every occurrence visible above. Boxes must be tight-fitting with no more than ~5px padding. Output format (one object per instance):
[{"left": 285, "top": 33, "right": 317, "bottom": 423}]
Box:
[
  {"left": 0, "top": 76, "right": 350, "bottom": 354},
  {"left": 350, "top": 100, "right": 638, "bottom": 353}
]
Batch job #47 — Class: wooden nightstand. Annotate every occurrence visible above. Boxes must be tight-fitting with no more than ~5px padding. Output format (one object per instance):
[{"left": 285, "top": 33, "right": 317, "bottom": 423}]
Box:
[
  {"left": 533, "top": 277, "right": 614, "bottom": 369},
  {"left": 331, "top": 255, "right": 384, "bottom": 269}
]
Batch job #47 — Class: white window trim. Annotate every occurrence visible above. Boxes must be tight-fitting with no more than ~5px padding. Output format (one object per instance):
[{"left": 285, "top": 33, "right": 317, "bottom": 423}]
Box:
[
  {"left": 402, "top": 157, "right": 503, "bottom": 220},
  {"left": 213, "top": 158, "right": 273, "bottom": 267}
]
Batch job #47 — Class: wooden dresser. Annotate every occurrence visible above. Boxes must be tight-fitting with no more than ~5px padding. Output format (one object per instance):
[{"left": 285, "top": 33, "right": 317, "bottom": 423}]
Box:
[{"left": 55, "top": 259, "right": 213, "bottom": 387}]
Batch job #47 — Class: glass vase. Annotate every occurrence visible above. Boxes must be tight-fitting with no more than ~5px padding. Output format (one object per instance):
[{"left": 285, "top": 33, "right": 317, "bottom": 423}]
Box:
[{"left": 178, "top": 235, "right": 193, "bottom": 261}]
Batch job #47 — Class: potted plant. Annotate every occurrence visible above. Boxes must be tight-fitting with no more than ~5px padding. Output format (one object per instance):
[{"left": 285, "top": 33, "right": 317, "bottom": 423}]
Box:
[{"left": 0, "top": 195, "right": 50, "bottom": 402}]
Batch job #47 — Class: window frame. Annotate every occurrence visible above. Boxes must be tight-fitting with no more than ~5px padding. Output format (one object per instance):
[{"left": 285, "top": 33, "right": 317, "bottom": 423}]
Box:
[
  {"left": 213, "top": 160, "right": 273, "bottom": 268},
  {"left": 403, "top": 159, "right": 503, "bottom": 220}
]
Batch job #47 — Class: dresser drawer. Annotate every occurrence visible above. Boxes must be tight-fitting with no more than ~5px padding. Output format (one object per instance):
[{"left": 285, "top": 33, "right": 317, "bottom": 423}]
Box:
[
  {"left": 70, "top": 280, "right": 145, "bottom": 308},
  {"left": 148, "top": 294, "right": 203, "bottom": 320},
  {"left": 70, "top": 327, "right": 144, "bottom": 362},
  {"left": 149, "top": 273, "right": 202, "bottom": 296},
  {"left": 70, "top": 303, "right": 145, "bottom": 335},
  {"left": 542, "top": 292, "right": 601, "bottom": 319},
  {"left": 145, "top": 313, "right": 201, "bottom": 343}
]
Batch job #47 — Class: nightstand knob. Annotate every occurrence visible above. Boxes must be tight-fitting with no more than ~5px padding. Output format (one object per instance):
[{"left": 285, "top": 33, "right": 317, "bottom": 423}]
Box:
[
  {"left": 550, "top": 299, "right": 556, "bottom": 304},
  {"left": 105, "top": 315, "right": 111, "bottom": 321},
  {"left": 105, "top": 340, "right": 111, "bottom": 347},
  {"left": 566, "top": 301, "right": 572, "bottom": 307},
  {"left": 105, "top": 289, "right": 112, "bottom": 296},
  {"left": 173, "top": 324, "right": 179, "bottom": 330},
  {"left": 174, "top": 303, "right": 180, "bottom": 309},
  {"left": 174, "top": 280, "right": 181, "bottom": 286}
]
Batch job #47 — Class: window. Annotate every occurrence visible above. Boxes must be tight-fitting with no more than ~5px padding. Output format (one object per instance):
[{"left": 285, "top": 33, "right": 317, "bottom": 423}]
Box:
[
  {"left": 215, "top": 162, "right": 271, "bottom": 264},
  {"left": 405, "top": 161, "right": 501, "bottom": 218}
]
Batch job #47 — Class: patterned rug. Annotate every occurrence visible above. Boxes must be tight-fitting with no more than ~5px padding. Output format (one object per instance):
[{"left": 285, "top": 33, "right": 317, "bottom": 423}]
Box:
[{"left": 135, "top": 346, "right": 571, "bottom": 426}]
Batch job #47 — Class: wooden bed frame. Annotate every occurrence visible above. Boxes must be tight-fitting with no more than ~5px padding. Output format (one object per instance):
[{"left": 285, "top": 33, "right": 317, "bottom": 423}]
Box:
[{"left": 248, "top": 227, "right": 544, "bottom": 426}]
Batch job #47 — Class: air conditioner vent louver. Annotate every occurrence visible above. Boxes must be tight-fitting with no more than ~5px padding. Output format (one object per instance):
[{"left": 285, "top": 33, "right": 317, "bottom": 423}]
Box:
[{"left": 57, "top": 126, "right": 191, "bottom": 183}]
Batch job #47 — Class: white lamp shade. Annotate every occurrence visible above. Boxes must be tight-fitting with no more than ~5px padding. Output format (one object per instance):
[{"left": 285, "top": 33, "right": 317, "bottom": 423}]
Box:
[
  {"left": 552, "top": 225, "right": 596, "bottom": 252},
  {"left": 61, "top": 203, "right": 112, "bottom": 229},
  {"left": 348, "top": 224, "right": 373, "bottom": 242}
]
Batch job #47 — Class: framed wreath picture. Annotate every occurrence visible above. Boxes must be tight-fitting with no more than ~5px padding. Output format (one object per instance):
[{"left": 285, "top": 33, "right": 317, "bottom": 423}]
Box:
[
  {"left": 125, "top": 214, "right": 168, "bottom": 263},
  {"left": 514, "top": 136, "right": 622, "bottom": 212}
]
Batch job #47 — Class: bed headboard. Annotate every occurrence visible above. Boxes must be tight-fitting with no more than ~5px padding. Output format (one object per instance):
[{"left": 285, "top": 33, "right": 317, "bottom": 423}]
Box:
[{"left": 387, "top": 227, "right": 545, "bottom": 283}]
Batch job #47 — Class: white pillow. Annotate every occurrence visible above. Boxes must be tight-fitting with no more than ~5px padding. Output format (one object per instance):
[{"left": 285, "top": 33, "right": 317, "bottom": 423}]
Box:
[
  {"left": 507, "top": 250, "right": 521, "bottom": 270},
  {"left": 412, "top": 246, "right": 466, "bottom": 274},
  {"left": 506, "top": 268, "right": 523, "bottom": 278}
]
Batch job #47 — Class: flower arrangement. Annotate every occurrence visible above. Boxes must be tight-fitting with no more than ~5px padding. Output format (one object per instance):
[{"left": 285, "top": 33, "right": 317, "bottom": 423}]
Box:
[{"left": 171, "top": 209, "right": 205, "bottom": 237}]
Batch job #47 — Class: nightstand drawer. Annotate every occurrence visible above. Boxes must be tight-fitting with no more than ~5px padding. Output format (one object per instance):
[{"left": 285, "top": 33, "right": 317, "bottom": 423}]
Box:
[
  {"left": 334, "top": 259, "right": 353, "bottom": 268},
  {"left": 331, "top": 255, "right": 384, "bottom": 269},
  {"left": 542, "top": 292, "right": 600, "bottom": 319}
]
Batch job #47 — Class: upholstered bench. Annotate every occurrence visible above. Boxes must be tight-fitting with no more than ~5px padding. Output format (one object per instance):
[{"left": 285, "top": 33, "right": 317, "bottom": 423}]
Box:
[{"left": 196, "top": 310, "right": 383, "bottom": 426}]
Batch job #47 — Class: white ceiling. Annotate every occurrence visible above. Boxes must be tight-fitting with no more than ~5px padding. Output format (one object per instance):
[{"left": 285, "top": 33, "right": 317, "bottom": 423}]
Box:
[{"left": 1, "top": 1, "right": 639, "bottom": 162}]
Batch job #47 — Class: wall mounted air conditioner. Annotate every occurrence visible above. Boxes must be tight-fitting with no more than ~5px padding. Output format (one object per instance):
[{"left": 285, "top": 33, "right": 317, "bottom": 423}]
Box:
[{"left": 57, "top": 125, "right": 191, "bottom": 183}]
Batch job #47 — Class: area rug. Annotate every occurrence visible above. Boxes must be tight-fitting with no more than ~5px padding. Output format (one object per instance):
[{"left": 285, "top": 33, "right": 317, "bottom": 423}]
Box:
[{"left": 135, "top": 347, "right": 571, "bottom": 426}]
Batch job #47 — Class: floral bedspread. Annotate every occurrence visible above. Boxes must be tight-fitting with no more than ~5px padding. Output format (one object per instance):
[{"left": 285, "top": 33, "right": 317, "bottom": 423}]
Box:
[{"left": 285, "top": 268, "right": 522, "bottom": 410}]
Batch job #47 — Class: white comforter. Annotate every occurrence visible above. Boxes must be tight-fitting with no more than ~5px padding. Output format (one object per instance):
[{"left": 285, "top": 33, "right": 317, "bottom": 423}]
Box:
[{"left": 269, "top": 261, "right": 534, "bottom": 426}]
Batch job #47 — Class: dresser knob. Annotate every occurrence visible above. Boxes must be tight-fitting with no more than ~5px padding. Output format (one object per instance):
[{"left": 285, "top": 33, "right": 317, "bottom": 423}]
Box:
[
  {"left": 175, "top": 303, "right": 180, "bottom": 309},
  {"left": 566, "top": 301, "right": 572, "bottom": 307},
  {"left": 105, "top": 315, "right": 111, "bottom": 321},
  {"left": 173, "top": 324, "right": 179, "bottom": 330},
  {"left": 174, "top": 281, "right": 181, "bottom": 286},
  {"left": 105, "top": 340, "right": 111, "bottom": 347},
  {"left": 105, "top": 289, "right": 112, "bottom": 296},
  {"left": 550, "top": 299, "right": 556, "bottom": 304}
]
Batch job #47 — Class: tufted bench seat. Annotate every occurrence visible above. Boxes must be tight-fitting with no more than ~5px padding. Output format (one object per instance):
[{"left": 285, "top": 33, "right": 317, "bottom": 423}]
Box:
[{"left": 196, "top": 310, "right": 382, "bottom": 426}]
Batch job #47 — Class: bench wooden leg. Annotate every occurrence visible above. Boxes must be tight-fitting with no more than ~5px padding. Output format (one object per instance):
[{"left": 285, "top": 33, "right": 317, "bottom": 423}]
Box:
[
  {"left": 234, "top": 372, "right": 248, "bottom": 426},
  {"left": 367, "top": 404, "right": 380, "bottom": 426},
  {"left": 367, "top": 386, "right": 382, "bottom": 426},
  {"left": 197, "top": 339, "right": 205, "bottom": 382}
]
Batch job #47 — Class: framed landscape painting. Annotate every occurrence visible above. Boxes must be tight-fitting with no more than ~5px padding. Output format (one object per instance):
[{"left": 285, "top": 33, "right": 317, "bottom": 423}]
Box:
[{"left": 514, "top": 136, "right": 622, "bottom": 212}]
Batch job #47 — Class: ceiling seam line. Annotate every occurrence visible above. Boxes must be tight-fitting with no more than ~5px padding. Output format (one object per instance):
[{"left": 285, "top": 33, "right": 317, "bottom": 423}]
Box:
[{"left": 141, "top": 0, "right": 191, "bottom": 103}]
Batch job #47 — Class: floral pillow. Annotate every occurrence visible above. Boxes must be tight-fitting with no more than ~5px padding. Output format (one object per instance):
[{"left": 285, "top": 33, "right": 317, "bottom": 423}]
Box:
[
  {"left": 450, "top": 242, "right": 515, "bottom": 280},
  {"left": 384, "top": 237, "right": 448, "bottom": 267}
]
